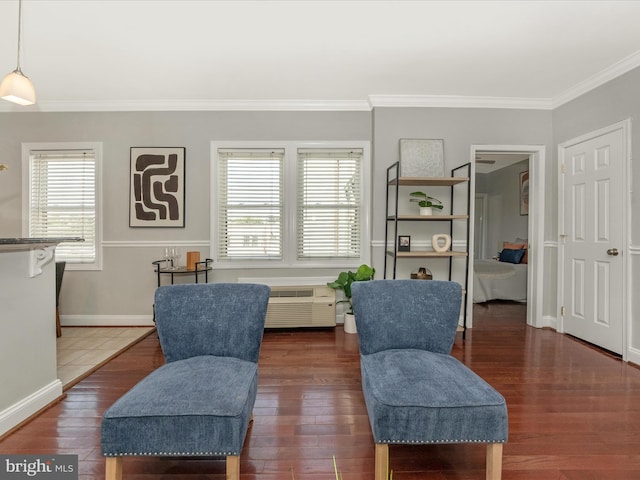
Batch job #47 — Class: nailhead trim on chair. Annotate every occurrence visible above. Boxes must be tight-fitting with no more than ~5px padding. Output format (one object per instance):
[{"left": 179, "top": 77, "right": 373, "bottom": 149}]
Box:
[
  {"left": 379, "top": 439, "right": 506, "bottom": 444},
  {"left": 104, "top": 451, "right": 238, "bottom": 456}
]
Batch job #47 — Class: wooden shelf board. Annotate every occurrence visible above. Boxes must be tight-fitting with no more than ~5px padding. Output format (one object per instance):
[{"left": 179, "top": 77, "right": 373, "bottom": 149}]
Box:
[
  {"left": 387, "top": 214, "right": 469, "bottom": 221},
  {"left": 388, "top": 177, "right": 469, "bottom": 187},
  {"left": 386, "top": 250, "right": 468, "bottom": 258}
]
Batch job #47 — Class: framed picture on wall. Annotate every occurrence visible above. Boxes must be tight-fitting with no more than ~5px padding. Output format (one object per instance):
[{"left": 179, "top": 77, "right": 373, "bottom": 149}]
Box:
[
  {"left": 398, "top": 235, "right": 411, "bottom": 252},
  {"left": 519, "top": 170, "right": 529, "bottom": 216},
  {"left": 130, "top": 147, "right": 186, "bottom": 227}
]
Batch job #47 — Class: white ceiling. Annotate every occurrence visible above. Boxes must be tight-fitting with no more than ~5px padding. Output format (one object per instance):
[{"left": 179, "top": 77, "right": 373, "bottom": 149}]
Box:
[
  {"left": 2, "top": 0, "right": 640, "bottom": 112},
  {"left": 475, "top": 152, "right": 529, "bottom": 174}
]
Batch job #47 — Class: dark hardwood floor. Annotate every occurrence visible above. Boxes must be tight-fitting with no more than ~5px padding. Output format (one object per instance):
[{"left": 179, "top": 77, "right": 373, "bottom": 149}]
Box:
[{"left": 2, "top": 302, "right": 640, "bottom": 479}]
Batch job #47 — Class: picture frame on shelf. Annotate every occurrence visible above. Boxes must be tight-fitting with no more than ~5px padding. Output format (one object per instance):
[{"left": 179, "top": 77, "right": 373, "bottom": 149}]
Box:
[
  {"left": 130, "top": 147, "right": 186, "bottom": 227},
  {"left": 398, "top": 235, "right": 411, "bottom": 252}
]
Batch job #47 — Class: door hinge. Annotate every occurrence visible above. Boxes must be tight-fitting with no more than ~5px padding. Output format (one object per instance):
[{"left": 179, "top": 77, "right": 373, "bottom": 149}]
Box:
[
  {"left": 561, "top": 162, "right": 565, "bottom": 174},
  {"left": 560, "top": 306, "right": 565, "bottom": 316}
]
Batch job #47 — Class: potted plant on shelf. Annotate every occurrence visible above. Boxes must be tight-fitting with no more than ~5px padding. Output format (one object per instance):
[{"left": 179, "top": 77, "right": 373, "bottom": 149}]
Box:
[
  {"left": 327, "top": 264, "right": 375, "bottom": 334},
  {"left": 409, "top": 191, "right": 444, "bottom": 215}
]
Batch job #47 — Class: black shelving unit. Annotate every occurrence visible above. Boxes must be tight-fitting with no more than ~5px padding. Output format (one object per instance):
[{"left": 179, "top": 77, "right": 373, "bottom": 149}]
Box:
[{"left": 383, "top": 161, "right": 471, "bottom": 335}]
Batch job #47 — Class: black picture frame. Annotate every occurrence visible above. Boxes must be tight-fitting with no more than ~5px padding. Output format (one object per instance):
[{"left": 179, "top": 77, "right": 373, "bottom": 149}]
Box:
[
  {"left": 130, "top": 147, "right": 186, "bottom": 227},
  {"left": 398, "top": 235, "right": 411, "bottom": 252}
]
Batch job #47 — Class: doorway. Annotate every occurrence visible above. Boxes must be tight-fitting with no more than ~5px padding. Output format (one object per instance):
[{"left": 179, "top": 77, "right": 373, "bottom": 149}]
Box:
[{"left": 469, "top": 145, "right": 545, "bottom": 329}]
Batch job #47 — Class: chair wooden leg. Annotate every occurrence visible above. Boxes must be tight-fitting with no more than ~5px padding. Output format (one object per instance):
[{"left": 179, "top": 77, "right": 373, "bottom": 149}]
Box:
[
  {"left": 374, "top": 443, "right": 389, "bottom": 480},
  {"left": 226, "top": 455, "right": 240, "bottom": 480},
  {"left": 105, "top": 457, "right": 122, "bottom": 480},
  {"left": 486, "top": 443, "right": 503, "bottom": 480}
]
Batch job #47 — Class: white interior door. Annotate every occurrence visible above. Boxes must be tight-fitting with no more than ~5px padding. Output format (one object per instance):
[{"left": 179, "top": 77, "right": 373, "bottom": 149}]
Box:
[{"left": 560, "top": 126, "right": 625, "bottom": 354}]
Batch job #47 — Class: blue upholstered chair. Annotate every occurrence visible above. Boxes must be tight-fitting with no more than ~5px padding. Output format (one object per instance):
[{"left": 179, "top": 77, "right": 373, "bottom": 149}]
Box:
[
  {"left": 351, "top": 280, "right": 508, "bottom": 480},
  {"left": 101, "top": 283, "right": 271, "bottom": 480}
]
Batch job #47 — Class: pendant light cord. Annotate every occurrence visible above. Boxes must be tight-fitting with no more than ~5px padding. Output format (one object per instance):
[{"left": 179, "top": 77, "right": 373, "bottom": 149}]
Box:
[{"left": 16, "top": 0, "right": 23, "bottom": 73}]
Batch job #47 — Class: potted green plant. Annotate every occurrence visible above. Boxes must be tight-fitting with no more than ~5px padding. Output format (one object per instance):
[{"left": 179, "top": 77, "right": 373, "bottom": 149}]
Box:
[
  {"left": 409, "top": 191, "right": 443, "bottom": 215},
  {"left": 327, "top": 264, "right": 375, "bottom": 334}
]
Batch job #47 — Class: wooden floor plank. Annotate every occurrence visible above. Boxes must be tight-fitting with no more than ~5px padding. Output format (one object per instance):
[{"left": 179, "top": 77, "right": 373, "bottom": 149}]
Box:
[{"left": 2, "top": 301, "right": 640, "bottom": 479}]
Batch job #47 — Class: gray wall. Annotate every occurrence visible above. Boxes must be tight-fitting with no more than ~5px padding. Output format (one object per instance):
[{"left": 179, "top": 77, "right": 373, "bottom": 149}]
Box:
[
  {"left": 2, "top": 63, "right": 636, "bottom": 333},
  {"left": 372, "top": 107, "right": 554, "bottom": 314},
  {"left": 0, "top": 111, "right": 371, "bottom": 322},
  {"left": 553, "top": 66, "right": 640, "bottom": 244}
]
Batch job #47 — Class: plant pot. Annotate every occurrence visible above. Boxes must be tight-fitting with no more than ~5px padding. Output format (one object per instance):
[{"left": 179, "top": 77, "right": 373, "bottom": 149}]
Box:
[
  {"left": 419, "top": 206, "right": 433, "bottom": 216},
  {"left": 343, "top": 313, "right": 357, "bottom": 334}
]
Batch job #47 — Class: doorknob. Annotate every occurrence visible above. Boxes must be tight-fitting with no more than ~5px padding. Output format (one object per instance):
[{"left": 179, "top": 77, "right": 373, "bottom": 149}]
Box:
[{"left": 607, "top": 248, "right": 619, "bottom": 256}]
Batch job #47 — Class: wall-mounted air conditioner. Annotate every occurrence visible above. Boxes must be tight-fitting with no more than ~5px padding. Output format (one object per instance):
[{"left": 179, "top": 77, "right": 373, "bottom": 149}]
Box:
[{"left": 264, "top": 285, "right": 336, "bottom": 328}]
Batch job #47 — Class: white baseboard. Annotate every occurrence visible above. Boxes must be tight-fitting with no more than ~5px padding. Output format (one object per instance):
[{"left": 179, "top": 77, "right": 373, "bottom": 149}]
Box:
[
  {"left": 544, "top": 315, "right": 557, "bottom": 330},
  {"left": 0, "top": 380, "right": 63, "bottom": 436},
  {"left": 60, "top": 315, "right": 155, "bottom": 327},
  {"left": 627, "top": 347, "right": 640, "bottom": 366}
]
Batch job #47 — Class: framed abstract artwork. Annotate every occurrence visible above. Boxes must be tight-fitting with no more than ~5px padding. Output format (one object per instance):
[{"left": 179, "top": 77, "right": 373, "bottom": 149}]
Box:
[
  {"left": 130, "top": 147, "right": 185, "bottom": 227},
  {"left": 519, "top": 170, "right": 529, "bottom": 216},
  {"left": 399, "top": 139, "right": 445, "bottom": 177}
]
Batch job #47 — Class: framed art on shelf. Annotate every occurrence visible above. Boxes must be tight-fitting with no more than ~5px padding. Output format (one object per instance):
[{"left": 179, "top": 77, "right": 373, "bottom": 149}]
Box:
[
  {"left": 130, "top": 147, "right": 185, "bottom": 227},
  {"left": 398, "top": 235, "right": 411, "bottom": 252}
]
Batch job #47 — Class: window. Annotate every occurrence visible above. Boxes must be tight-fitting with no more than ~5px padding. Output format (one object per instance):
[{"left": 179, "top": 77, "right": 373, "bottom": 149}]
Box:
[
  {"left": 216, "top": 149, "right": 284, "bottom": 260},
  {"left": 22, "top": 143, "right": 102, "bottom": 270},
  {"left": 212, "top": 141, "right": 370, "bottom": 268},
  {"left": 297, "top": 149, "right": 362, "bottom": 259}
]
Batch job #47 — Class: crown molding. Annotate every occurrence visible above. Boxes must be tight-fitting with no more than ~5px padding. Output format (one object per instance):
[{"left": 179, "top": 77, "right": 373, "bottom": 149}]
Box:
[
  {"left": 0, "top": 98, "right": 372, "bottom": 113},
  {"left": 552, "top": 50, "right": 640, "bottom": 109},
  {"left": 0, "top": 95, "right": 553, "bottom": 112},
  {"left": 368, "top": 94, "right": 553, "bottom": 110}
]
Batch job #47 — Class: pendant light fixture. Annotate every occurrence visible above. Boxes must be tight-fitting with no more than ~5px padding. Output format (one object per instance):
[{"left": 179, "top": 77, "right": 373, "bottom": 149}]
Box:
[{"left": 0, "top": 0, "right": 36, "bottom": 106}]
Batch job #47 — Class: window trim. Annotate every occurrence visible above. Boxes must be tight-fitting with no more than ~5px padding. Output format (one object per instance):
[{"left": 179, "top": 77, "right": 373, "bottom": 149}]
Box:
[
  {"left": 210, "top": 140, "right": 371, "bottom": 269},
  {"left": 22, "top": 141, "right": 104, "bottom": 271}
]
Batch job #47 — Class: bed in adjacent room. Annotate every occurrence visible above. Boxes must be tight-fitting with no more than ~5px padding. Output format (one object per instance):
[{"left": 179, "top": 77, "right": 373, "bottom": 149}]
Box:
[{"left": 473, "top": 241, "right": 528, "bottom": 303}]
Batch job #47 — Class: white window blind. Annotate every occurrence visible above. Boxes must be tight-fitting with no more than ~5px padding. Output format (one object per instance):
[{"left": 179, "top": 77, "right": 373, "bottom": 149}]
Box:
[
  {"left": 297, "top": 148, "right": 362, "bottom": 259},
  {"left": 217, "top": 149, "right": 283, "bottom": 259},
  {"left": 29, "top": 150, "right": 97, "bottom": 264}
]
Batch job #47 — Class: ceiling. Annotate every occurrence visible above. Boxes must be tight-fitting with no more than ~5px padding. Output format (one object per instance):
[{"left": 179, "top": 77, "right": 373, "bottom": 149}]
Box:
[
  {"left": 2, "top": 0, "right": 640, "bottom": 112},
  {"left": 475, "top": 152, "right": 529, "bottom": 174}
]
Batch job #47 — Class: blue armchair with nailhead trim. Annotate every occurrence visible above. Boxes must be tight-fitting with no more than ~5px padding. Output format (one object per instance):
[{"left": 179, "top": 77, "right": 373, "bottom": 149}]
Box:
[
  {"left": 101, "top": 283, "right": 270, "bottom": 480},
  {"left": 351, "top": 280, "right": 508, "bottom": 480}
]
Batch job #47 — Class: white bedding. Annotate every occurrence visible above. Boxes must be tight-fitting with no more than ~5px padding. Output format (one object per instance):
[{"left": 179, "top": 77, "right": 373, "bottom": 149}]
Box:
[{"left": 473, "top": 259, "right": 527, "bottom": 303}]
